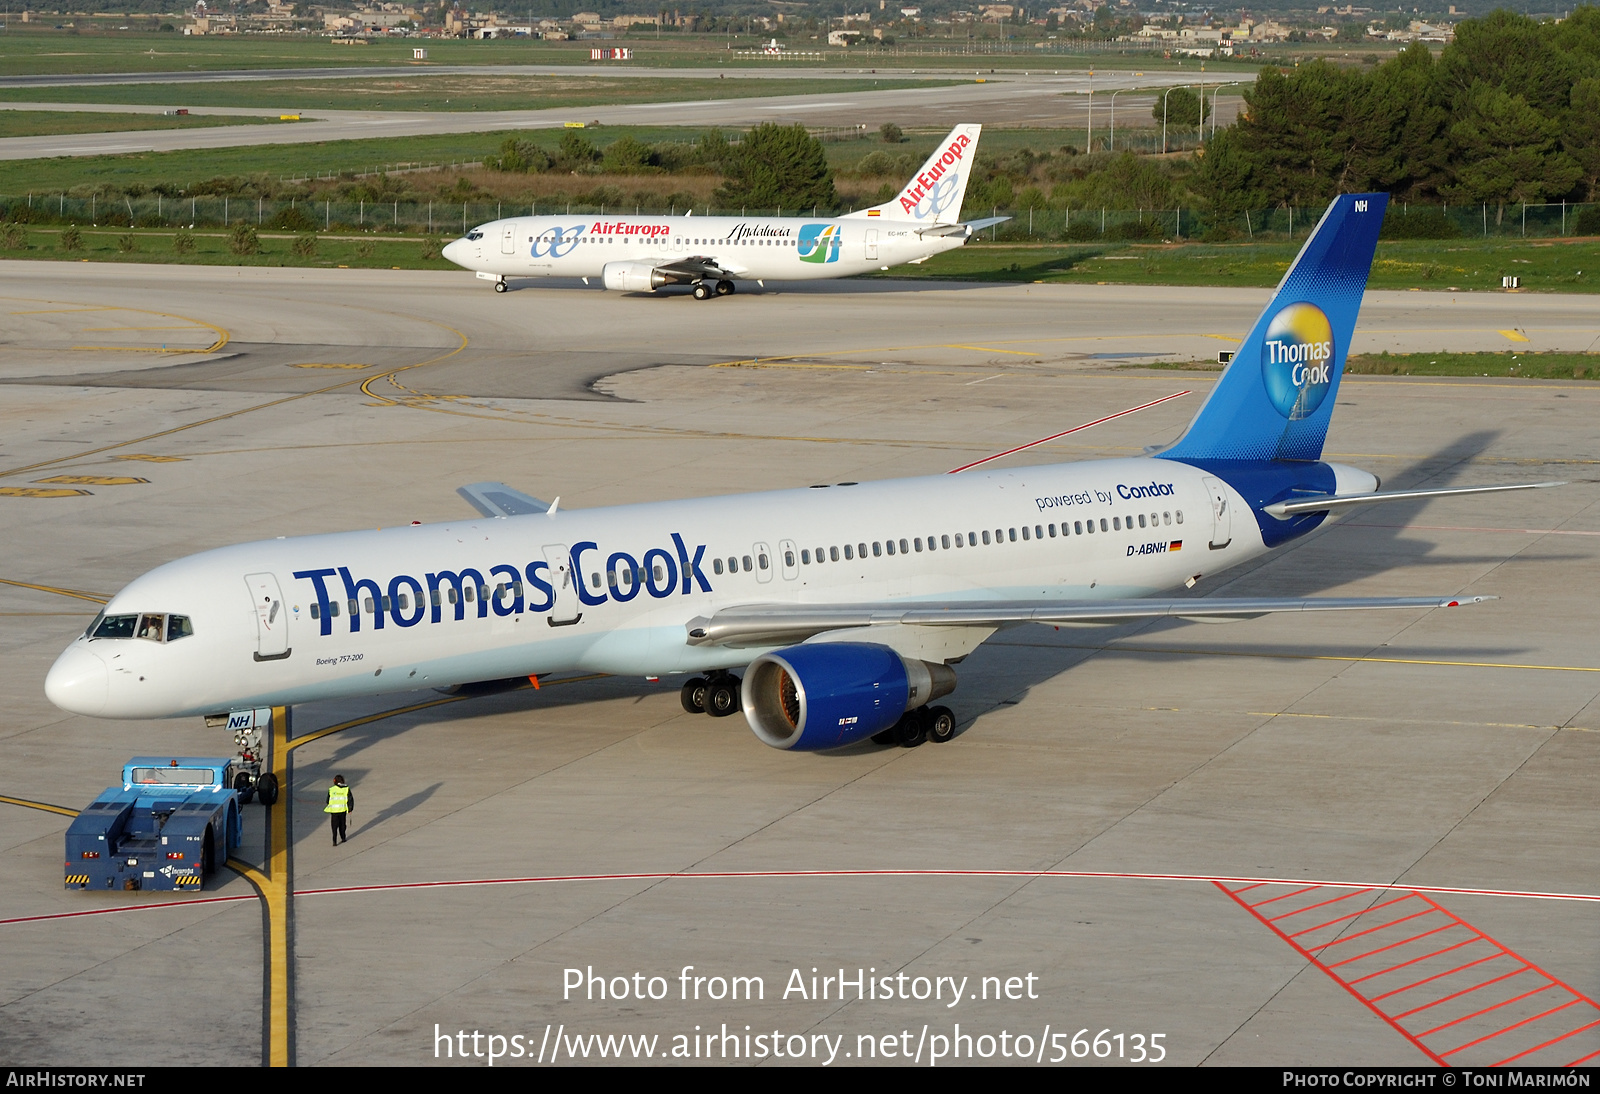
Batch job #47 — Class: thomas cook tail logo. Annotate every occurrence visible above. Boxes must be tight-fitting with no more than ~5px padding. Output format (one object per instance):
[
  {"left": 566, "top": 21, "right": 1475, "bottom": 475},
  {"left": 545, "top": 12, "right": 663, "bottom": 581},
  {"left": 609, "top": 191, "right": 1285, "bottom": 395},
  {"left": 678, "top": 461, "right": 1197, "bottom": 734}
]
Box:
[
  {"left": 1260, "top": 302, "right": 1335, "bottom": 420},
  {"left": 798, "top": 223, "right": 841, "bottom": 264}
]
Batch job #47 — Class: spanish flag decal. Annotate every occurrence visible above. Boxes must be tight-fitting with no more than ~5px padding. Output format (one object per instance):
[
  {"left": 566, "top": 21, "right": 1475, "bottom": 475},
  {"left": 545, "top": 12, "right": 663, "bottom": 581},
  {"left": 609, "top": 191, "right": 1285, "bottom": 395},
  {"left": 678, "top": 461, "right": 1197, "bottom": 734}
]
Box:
[{"left": 867, "top": 209, "right": 881, "bottom": 216}]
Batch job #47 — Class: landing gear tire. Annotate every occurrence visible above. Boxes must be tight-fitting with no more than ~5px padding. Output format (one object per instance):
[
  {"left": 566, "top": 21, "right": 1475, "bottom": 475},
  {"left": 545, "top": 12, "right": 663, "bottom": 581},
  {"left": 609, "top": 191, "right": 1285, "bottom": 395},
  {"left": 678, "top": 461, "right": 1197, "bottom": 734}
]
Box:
[
  {"left": 692, "top": 282, "right": 712, "bottom": 301},
  {"left": 493, "top": 280, "right": 508, "bottom": 293},
  {"left": 256, "top": 772, "right": 280, "bottom": 807},
  {"left": 705, "top": 679, "right": 740, "bottom": 717},
  {"left": 680, "top": 677, "right": 709, "bottom": 714},
  {"left": 892, "top": 709, "right": 928, "bottom": 748},
  {"left": 233, "top": 770, "right": 255, "bottom": 805},
  {"left": 926, "top": 706, "right": 957, "bottom": 744},
  {"left": 715, "top": 279, "right": 735, "bottom": 296}
]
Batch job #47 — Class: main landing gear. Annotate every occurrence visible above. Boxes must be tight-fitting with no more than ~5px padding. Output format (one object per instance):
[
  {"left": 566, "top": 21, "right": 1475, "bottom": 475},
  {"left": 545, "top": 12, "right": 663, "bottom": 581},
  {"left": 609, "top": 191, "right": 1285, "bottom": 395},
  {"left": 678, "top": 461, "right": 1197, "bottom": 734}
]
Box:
[
  {"left": 681, "top": 672, "right": 740, "bottom": 717},
  {"left": 692, "top": 280, "right": 735, "bottom": 301},
  {"left": 872, "top": 705, "right": 957, "bottom": 749}
]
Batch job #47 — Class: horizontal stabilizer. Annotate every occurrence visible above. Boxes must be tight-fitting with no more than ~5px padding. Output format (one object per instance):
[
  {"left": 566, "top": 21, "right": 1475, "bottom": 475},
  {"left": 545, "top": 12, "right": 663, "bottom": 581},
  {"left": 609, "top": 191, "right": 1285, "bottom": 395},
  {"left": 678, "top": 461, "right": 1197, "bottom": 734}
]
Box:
[
  {"left": 456, "top": 481, "right": 550, "bottom": 518},
  {"left": 1263, "top": 481, "right": 1564, "bottom": 518},
  {"left": 915, "top": 215, "right": 1010, "bottom": 239},
  {"left": 685, "top": 594, "right": 1491, "bottom": 647}
]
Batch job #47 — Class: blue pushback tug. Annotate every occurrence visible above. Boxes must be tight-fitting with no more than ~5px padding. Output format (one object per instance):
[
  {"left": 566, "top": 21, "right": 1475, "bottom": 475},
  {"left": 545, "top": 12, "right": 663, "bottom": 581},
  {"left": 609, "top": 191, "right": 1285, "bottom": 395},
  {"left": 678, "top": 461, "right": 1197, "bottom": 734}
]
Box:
[{"left": 65, "top": 758, "right": 245, "bottom": 891}]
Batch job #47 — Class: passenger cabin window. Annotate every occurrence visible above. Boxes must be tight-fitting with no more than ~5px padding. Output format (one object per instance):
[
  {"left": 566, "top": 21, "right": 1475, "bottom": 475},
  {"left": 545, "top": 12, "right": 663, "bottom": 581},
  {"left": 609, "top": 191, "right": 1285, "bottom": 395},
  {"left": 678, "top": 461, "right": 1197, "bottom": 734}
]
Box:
[{"left": 714, "top": 559, "right": 724, "bottom": 575}]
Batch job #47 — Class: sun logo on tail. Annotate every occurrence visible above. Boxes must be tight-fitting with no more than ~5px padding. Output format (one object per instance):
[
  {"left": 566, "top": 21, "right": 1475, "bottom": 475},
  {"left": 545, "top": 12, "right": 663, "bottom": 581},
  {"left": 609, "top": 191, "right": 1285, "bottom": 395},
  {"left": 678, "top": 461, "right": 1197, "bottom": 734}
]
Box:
[{"left": 1260, "top": 303, "right": 1335, "bottom": 420}]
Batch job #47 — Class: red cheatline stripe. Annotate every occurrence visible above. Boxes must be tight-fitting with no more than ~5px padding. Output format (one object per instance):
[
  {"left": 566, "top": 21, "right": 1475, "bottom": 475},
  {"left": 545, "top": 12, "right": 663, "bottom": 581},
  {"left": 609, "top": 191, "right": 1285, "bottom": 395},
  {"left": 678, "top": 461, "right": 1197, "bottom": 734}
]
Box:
[
  {"left": 1325, "top": 921, "right": 1459, "bottom": 969},
  {"left": 1268, "top": 886, "right": 1375, "bottom": 922},
  {"left": 1492, "top": 1017, "right": 1600, "bottom": 1068},
  {"left": 1292, "top": 894, "right": 1422, "bottom": 940},
  {"left": 1354, "top": 939, "right": 1494, "bottom": 990},
  {"left": 946, "top": 390, "right": 1190, "bottom": 474},
  {"left": 1417, "top": 982, "right": 1560, "bottom": 1038},
  {"left": 1394, "top": 966, "right": 1533, "bottom": 1021},
  {"left": 1442, "top": 998, "right": 1583, "bottom": 1057}
]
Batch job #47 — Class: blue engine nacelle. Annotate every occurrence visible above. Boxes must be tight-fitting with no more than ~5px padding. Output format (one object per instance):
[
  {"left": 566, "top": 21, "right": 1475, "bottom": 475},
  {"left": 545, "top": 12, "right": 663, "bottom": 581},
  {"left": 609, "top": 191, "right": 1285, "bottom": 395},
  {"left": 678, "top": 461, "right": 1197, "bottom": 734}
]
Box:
[{"left": 742, "top": 642, "right": 957, "bottom": 751}]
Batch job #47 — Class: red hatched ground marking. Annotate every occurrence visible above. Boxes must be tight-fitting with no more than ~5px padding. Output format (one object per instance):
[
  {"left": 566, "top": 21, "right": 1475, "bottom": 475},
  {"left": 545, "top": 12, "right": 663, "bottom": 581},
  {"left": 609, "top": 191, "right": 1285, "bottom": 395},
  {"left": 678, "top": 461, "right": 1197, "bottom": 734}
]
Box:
[{"left": 1218, "top": 881, "right": 1600, "bottom": 1066}]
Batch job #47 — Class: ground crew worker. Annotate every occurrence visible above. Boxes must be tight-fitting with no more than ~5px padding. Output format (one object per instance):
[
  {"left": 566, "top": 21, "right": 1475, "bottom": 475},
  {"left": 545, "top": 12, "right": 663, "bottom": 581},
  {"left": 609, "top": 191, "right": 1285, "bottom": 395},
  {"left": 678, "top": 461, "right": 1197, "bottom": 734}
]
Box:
[{"left": 325, "top": 775, "right": 353, "bottom": 845}]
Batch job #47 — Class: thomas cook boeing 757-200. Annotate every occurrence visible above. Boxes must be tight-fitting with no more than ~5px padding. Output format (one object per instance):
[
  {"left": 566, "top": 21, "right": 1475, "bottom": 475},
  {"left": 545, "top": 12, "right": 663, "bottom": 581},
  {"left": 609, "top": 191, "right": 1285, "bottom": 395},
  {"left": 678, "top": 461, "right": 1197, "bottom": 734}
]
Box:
[
  {"left": 47, "top": 193, "right": 1559, "bottom": 750},
  {"left": 439, "top": 124, "right": 1007, "bottom": 297}
]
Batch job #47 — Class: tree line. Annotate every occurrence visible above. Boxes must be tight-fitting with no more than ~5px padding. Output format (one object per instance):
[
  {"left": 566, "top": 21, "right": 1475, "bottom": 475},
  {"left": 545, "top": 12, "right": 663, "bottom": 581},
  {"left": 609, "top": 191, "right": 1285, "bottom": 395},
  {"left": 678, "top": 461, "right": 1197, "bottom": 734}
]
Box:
[{"left": 1195, "top": 6, "right": 1600, "bottom": 222}]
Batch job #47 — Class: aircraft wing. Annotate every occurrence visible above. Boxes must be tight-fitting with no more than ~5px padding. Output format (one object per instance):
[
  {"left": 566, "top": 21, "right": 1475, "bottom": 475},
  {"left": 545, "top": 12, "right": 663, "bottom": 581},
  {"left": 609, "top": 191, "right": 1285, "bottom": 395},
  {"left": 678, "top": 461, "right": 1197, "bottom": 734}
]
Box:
[
  {"left": 456, "top": 481, "right": 550, "bottom": 518},
  {"left": 685, "top": 595, "right": 1491, "bottom": 648},
  {"left": 1263, "top": 481, "right": 1563, "bottom": 517},
  {"left": 655, "top": 255, "right": 745, "bottom": 279}
]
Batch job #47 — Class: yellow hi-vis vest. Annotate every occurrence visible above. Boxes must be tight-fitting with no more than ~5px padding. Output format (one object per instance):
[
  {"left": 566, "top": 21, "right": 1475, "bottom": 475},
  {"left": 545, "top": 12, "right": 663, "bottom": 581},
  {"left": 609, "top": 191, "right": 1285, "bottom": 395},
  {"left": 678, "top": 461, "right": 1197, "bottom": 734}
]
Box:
[{"left": 325, "top": 784, "right": 350, "bottom": 813}]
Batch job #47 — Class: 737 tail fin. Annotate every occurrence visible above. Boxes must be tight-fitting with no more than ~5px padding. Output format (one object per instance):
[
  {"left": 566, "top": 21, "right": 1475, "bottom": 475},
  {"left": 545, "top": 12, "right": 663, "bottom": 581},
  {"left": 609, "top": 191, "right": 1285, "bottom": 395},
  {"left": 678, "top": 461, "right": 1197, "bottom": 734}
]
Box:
[
  {"left": 1158, "top": 193, "right": 1387, "bottom": 463},
  {"left": 843, "top": 124, "right": 982, "bottom": 223}
]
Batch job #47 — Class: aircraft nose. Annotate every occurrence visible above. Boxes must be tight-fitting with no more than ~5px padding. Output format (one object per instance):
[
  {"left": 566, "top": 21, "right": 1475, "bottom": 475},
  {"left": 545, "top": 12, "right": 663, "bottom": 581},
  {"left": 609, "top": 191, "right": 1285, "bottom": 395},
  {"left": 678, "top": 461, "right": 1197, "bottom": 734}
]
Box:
[
  {"left": 441, "top": 238, "right": 466, "bottom": 266},
  {"left": 45, "top": 643, "right": 108, "bottom": 716}
]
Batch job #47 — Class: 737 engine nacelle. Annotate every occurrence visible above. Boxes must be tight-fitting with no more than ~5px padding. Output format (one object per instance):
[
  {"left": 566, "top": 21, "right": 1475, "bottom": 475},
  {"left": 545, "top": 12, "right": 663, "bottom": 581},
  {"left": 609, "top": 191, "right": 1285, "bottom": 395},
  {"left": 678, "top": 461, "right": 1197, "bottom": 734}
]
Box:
[
  {"left": 602, "top": 261, "right": 674, "bottom": 293},
  {"left": 741, "top": 642, "right": 957, "bottom": 751}
]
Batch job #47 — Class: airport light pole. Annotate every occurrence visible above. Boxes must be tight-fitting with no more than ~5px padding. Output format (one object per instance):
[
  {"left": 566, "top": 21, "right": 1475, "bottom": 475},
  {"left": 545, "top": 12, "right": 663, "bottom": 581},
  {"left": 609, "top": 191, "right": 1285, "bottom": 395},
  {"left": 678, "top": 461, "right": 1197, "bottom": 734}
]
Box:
[
  {"left": 1162, "top": 85, "right": 1184, "bottom": 155},
  {"left": 1108, "top": 88, "right": 1126, "bottom": 152},
  {"left": 1085, "top": 68, "right": 1093, "bottom": 152},
  {"left": 1209, "top": 82, "right": 1240, "bottom": 140}
]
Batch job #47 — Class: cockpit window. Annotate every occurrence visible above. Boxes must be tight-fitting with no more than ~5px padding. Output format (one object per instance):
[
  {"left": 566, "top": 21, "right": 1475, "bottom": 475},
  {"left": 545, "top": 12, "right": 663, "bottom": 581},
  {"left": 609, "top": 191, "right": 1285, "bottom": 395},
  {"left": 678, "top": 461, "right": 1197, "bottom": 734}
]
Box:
[
  {"left": 88, "top": 612, "right": 192, "bottom": 642},
  {"left": 465, "top": 229, "right": 484, "bottom": 241},
  {"left": 90, "top": 614, "right": 138, "bottom": 639}
]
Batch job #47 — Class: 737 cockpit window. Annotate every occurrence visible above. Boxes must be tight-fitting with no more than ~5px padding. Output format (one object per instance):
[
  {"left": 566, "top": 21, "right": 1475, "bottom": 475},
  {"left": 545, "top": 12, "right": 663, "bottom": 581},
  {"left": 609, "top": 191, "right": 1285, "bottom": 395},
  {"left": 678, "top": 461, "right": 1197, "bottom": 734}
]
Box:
[{"left": 465, "top": 229, "right": 484, "bottom": 241}]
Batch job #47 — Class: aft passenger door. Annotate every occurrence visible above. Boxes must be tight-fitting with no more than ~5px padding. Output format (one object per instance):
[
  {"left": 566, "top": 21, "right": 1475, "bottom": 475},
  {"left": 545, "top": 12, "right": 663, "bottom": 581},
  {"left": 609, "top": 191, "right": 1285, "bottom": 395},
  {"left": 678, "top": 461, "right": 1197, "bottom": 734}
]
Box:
[
  {"left": 865, "top": 229, "right": 879, "bottom": 261},
  {"left": 1202, "top": 475, "right": 1232, "bottom": 550},
  {"left": 543, "top": 544, "right": 581, "bottom": 626},
  {"left": 244, "top": 573, "right": 291, "bottom": 661}
]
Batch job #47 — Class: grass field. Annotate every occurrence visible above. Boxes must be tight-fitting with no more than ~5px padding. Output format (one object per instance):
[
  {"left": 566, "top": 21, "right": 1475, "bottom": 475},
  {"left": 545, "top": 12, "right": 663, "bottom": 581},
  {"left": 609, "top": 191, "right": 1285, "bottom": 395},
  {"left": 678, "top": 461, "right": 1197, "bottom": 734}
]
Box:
[
  {"left": 0, "top": 226, "right": 459, "bottom": 270},
  {"left": 0, "top": 109, "right": 279, "bottom": 137},
  {"left": 0, "top": 75, "right": 940, "bottom": 113},
  {"left": 871, "top": 238, "right": 1600, "bottom": 293}
]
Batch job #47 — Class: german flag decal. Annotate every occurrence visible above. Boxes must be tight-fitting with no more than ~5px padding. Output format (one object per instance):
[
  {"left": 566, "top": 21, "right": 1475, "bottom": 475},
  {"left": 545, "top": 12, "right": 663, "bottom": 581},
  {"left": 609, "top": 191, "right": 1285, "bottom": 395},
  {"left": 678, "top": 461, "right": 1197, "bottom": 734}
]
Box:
[{"left": 1170, "top": 541, "right": 1183, "bottom": 551}]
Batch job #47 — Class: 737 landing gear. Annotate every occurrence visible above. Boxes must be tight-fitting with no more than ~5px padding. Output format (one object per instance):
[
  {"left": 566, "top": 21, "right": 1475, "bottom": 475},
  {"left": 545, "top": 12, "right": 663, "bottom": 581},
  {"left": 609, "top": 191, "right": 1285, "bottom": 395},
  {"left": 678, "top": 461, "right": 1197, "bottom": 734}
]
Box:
[
  {"left": 873, "top": 705, "right": 958, "bottom": 748},
  {"left": 493, "top": 279, "right": 508, "bottom": 293},
  {"left": 681, "top": 672, "right": 741, "bottom": 717},
  {"left": 715, "top": 280, "right": 735, "bottom": 296},
  {"left": 692, "top": 282, "right": 712, "bottom": 300}
]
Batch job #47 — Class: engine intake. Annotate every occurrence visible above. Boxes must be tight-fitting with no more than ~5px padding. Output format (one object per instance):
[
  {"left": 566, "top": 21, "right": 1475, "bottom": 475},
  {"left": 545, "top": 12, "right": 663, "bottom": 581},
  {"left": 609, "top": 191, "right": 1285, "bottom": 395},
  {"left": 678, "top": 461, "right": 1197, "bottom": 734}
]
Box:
[
  {"left": 602, "top": 261, "right": 673, "bottom": 293},
  {"left": 742, "top": 642, "right": 956, "bottom": 751}
]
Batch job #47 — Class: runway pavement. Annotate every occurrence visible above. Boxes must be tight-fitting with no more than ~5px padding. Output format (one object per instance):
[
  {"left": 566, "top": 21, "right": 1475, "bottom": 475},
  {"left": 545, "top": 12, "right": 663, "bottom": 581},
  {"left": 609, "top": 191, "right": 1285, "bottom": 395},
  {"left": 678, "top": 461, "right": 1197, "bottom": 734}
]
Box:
[{"left": 1, "top": 262, "right": 1597, "bottom": 1067}]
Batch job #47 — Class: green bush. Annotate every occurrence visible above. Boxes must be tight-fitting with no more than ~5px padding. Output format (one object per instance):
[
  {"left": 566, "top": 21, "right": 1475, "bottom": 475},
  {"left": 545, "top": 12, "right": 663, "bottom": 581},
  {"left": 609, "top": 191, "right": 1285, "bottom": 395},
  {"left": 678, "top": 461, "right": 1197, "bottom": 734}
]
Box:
[
  {"left": 1063, "top": 220, "right": 1099, "bottom": 241},
  {"left": 102, "top": 210, "right": 131, "bottom": 228},
  {"left": 291, "top": 234, "right": 318, "bottom": 257},
  {"left": 228, "top": 224, "right": 260, "bottom": 256},
  {"left": 355, "top": 239, "right": 375, "bottom": 259},
  {"left": 1105, "top": 218, "right": 1162, "bottom": 241},
  {"left": 1380, "top": 206, "right": 1461, "bottom": 240},
  {"left": 59, "top": 225, "right": 82, "bottom": 251},
  {"left": 1575, "top": 206, "right": 1600, "bottom": 236},
  {"left": 2, "top": 223, "right": 26, "bottom": 250},
  {"left": 270, "top": 205, "right": 317, "bottom": 232},
  {"left": 172, "top": 230, "right": 195, "bottom": 254},
  {"left": 420, "top": 237, "right": 440, "bottom": 260},
  {"left": 880, "top": 122, "right": 904, "bottom": 144},
  {"left": 116, "top": 233, "right": 138, "bottom": 253}
]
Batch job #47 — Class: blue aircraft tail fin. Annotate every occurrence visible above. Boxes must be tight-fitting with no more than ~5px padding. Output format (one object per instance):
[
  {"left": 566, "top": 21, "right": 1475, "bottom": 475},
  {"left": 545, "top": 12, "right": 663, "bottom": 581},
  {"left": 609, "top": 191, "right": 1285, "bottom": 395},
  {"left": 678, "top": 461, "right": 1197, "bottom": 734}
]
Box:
[{"left": 1158, "top": 193, "right": 1387, "bottom": 463}]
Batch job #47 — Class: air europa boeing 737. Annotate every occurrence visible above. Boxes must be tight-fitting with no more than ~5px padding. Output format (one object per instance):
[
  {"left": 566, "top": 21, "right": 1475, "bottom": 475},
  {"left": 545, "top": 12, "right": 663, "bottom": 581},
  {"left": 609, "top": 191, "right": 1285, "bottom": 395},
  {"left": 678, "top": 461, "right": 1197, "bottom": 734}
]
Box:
[
  {"left": 46, "top": 193, "right": 1559, "bottom": 751},
  {"left": 439, "top": 124, "right": 1008, "bottom": 297}
]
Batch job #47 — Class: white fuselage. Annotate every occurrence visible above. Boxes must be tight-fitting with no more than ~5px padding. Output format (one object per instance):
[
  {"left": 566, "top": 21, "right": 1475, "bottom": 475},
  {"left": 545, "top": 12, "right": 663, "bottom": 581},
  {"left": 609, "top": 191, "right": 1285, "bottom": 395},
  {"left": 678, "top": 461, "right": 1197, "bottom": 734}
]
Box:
[
  {"left": 439, "top": 213, "right": 967, "bottom": 284},
  {"left": 45, "top": 458, "right": 1250, "bottom": 720}
]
